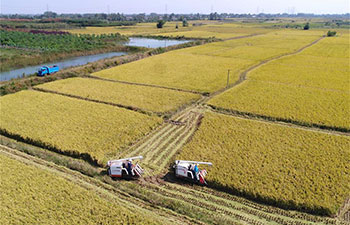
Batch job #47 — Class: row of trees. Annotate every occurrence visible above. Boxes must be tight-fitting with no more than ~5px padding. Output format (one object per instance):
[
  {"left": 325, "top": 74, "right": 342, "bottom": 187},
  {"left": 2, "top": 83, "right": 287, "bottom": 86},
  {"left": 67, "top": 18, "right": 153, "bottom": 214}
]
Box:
[
  {"left": 157, "top": 19, "right": 189, "bottom": 29},
  {"left": 3, "top": 12, "right": 349, "bottom": 22},
  {"left": 0, "top": 30, "right": 128, "bottom": 52}
]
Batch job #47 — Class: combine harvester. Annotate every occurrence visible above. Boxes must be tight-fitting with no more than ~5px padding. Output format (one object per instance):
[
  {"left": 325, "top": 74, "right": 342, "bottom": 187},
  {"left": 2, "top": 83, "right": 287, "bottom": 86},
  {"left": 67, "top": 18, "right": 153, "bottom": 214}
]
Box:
[
  {"left": 173, "top": 160, "right": 212, "bottom": 185},
  {"left": 107, "top": 156, "right": 144, "bottom": 179},
  {"left": 37, "top": 65, "right": 59, "bottom": 76}
]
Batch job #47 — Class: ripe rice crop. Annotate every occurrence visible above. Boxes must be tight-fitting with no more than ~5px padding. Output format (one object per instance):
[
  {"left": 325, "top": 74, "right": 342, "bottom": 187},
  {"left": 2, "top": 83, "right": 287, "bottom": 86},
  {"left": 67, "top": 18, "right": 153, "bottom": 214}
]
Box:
[
  {"left": 37, "top": 77, "right": 201, "bottom": 114},
  {"left": 0, "top": 154, "right": 159, "bottom": 225},
  {"left": 208, "top": 35, "right": 350, "bottom": 130},
  {"left": 208, "top": 80, "right": 350, "bottom": 130},
  {"left": 66, "top": 22, "right": 192, "bottom": 36},
  {"left": 93, "top": 49, "right": 254, "bottom": 93},
  {"left": 178, "top": 112, "right": 350, "bottom": 215},
  {"left": 93, "top": 31, "right": 321, "bottom": 93},
  {"left": 302, "top": 34, "right": 349, "bottom": 58},
  {"left": 0, "top": 91, "right": 162, "bottom": 164},
  {"left": 154, "top": 30, "right": 248, "bottom": 39},
  {"left": 155, "top": 27, "right": 279, "bottom": 40},
  {"left": 248, "top": 54, "right": 349, "bottom": 91},
  {"left": 248, "top": 36, "right": 349, "bottom": 91}
]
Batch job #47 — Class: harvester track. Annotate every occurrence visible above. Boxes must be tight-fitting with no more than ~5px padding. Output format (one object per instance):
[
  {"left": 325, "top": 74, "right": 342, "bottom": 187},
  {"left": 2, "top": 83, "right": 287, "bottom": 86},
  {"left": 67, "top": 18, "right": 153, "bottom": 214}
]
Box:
[
  {"left": 0, "top": 144, "right": 198, "bottom": 225},
  {"left": 120, "top": 107, "right": 204, "bottom": 175},
  {"left": 139, "top": 181, "right": 342, "bottom": 225},
  {"left": 2, "top": 144, "right": 342, "bottom": 225}
]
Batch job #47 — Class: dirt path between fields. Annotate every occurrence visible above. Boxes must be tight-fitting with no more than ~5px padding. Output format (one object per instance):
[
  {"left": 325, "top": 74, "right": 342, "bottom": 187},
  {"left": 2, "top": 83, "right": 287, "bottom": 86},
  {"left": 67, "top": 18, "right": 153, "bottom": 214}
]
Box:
[
  {"left": 207, "top": 36, "right": 326, "bottom": 99},
  {"left": 201, "top": 35, "right": 350, "bottom": 135}
]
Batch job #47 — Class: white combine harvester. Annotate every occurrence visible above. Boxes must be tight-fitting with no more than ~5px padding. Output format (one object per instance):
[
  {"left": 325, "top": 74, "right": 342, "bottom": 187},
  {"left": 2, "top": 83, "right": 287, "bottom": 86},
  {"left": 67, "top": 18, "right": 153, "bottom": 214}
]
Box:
[
  {"left": 107, "top": 156, "right": 144, "bottom": 179},
  {"left": 173, "top": 160, "right": 213, "bottom": 185}
]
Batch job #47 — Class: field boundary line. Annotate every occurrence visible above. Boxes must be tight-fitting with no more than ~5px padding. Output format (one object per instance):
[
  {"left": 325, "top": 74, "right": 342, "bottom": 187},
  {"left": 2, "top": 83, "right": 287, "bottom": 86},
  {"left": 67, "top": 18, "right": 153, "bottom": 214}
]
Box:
[
  {"left": 84, "top": 75, "right": 206, "bottom": 95},
  {"left": 223, "top": 33, "right": 263, "bottom": 41},
  {"left": 32, "top": 87, "right": 163, "bottom": 117},
  {"left": 206, "top": 105, "right": 350, "bottom": 136}
]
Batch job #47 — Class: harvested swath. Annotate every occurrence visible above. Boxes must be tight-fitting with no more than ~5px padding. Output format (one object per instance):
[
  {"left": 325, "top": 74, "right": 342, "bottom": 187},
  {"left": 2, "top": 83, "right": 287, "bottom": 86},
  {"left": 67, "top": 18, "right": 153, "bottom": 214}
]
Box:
[
  {"left": 178, "top": 112, "right": 350, "bottom": 216},
  {"left": 36, "top": 77, "right": 201, "bottom": 114},
  {"left": 0, "top": 154, "right": 159, "bottom": 225},
  {"left": 118, "top": 110, "right": 202, "bottom": 175},
  {"left": 0, "top": 90, "right": 162, "bottom": 165}
]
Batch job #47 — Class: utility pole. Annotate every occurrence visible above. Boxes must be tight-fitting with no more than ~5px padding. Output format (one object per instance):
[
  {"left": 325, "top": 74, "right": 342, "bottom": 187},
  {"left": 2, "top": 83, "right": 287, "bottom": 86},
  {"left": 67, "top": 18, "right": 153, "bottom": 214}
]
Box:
[
  {"left": 107, "top": 5, "right": 110, "bottom": 14},
  {"left": 226, "top": 69, "right": 230, "bottom": 88},
  {"left": 46, "top": 4, "right": 49, "bottom": 12}
]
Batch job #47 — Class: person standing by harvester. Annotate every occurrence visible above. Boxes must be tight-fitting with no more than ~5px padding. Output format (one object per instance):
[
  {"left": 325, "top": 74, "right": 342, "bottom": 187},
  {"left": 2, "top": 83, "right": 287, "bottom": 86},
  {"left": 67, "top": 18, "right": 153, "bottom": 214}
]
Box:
[
  {"left": 127, "top": 160, "right": 133, "bottom": 176},
  {"left": 194, "top": 163, "right": 199, "bottom": 181}
]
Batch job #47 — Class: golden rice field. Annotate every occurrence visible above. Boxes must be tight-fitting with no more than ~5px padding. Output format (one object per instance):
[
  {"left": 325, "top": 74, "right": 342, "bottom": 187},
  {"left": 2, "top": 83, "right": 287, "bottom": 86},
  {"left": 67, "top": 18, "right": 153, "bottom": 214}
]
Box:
[
  {"left": 93, "top": 30, "right": 322, "bottom": 93},
  {"left": 36, "top": 77, "right": 201, "bottom": 114},
  {"left": 66, "top": 22, "right": 193, "bottom": 36},
  {"left": 248, "top": 36, "right": 350, "bottom": 91},
  {"left": 0, "top": 91, "right": 162, "bottom": 164},
  {"left": 178, "top": 112, "right": 350, "bottom": 215},
  {"left": 208, "top": 80, "right": 350, "bottom": 130},
  {"left": 66, "top": 21, "right": 272, "bottom": 39},
  {"left": 154, "top": 26, "right": 274, "bottom": 39},
  {"left": 208, "top": 35, "right": 350, "bottom": 130},
  {"left": 93, "top": 49, "right": 253, "bottom": 93},
  {"left": 0, "top": 154, "right": 159, "bottom": 225}
]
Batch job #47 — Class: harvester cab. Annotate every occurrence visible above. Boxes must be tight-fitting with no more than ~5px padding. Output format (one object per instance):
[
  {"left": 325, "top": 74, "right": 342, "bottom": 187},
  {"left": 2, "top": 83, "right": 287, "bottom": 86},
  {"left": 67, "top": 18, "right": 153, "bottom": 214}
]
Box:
[
  {"left": 107, "top": 156, "right": 144, "bottom": 179},
  {"left": 173, "top": 160, "right": 213, "bottom": 185}
]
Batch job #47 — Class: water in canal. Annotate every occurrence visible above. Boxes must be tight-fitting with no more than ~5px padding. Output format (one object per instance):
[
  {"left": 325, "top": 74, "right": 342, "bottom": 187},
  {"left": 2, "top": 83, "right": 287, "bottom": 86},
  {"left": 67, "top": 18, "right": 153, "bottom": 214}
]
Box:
[{"left": 0, "top": 38, "right": 192, "bottom": 81}]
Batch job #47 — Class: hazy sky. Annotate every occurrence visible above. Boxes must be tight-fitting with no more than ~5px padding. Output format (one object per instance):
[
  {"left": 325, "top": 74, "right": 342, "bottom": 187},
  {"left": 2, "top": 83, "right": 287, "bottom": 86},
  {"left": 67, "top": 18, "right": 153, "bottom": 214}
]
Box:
[{"left": 1, "top": 0, "right": 349, "bottom": 14}]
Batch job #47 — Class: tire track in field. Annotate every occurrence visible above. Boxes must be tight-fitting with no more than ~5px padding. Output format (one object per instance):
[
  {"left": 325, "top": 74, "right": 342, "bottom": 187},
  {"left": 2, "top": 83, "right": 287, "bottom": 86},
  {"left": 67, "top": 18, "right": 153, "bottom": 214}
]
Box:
[
  {"left": 1, "top": 143, "right": 342, "bottom": 225},
  {"left": 118, "top": 107, "right": 204, "bottom": 176},
  {"left": 139, "top": 179, "right": 341, "bottom": 225}
]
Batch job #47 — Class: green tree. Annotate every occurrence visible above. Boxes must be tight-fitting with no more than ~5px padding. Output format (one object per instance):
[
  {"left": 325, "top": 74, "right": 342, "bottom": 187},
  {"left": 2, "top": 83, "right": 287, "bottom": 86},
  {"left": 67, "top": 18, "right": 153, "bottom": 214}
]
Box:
[
  {"left": 182, "top": 20, "right": 188, "bottom": 27},
  {"left": 156, "top": 20, "right": 166, "bottom": 28},
  {"left": 327, "top": 30, "right": 337, "bottom": 37}
]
